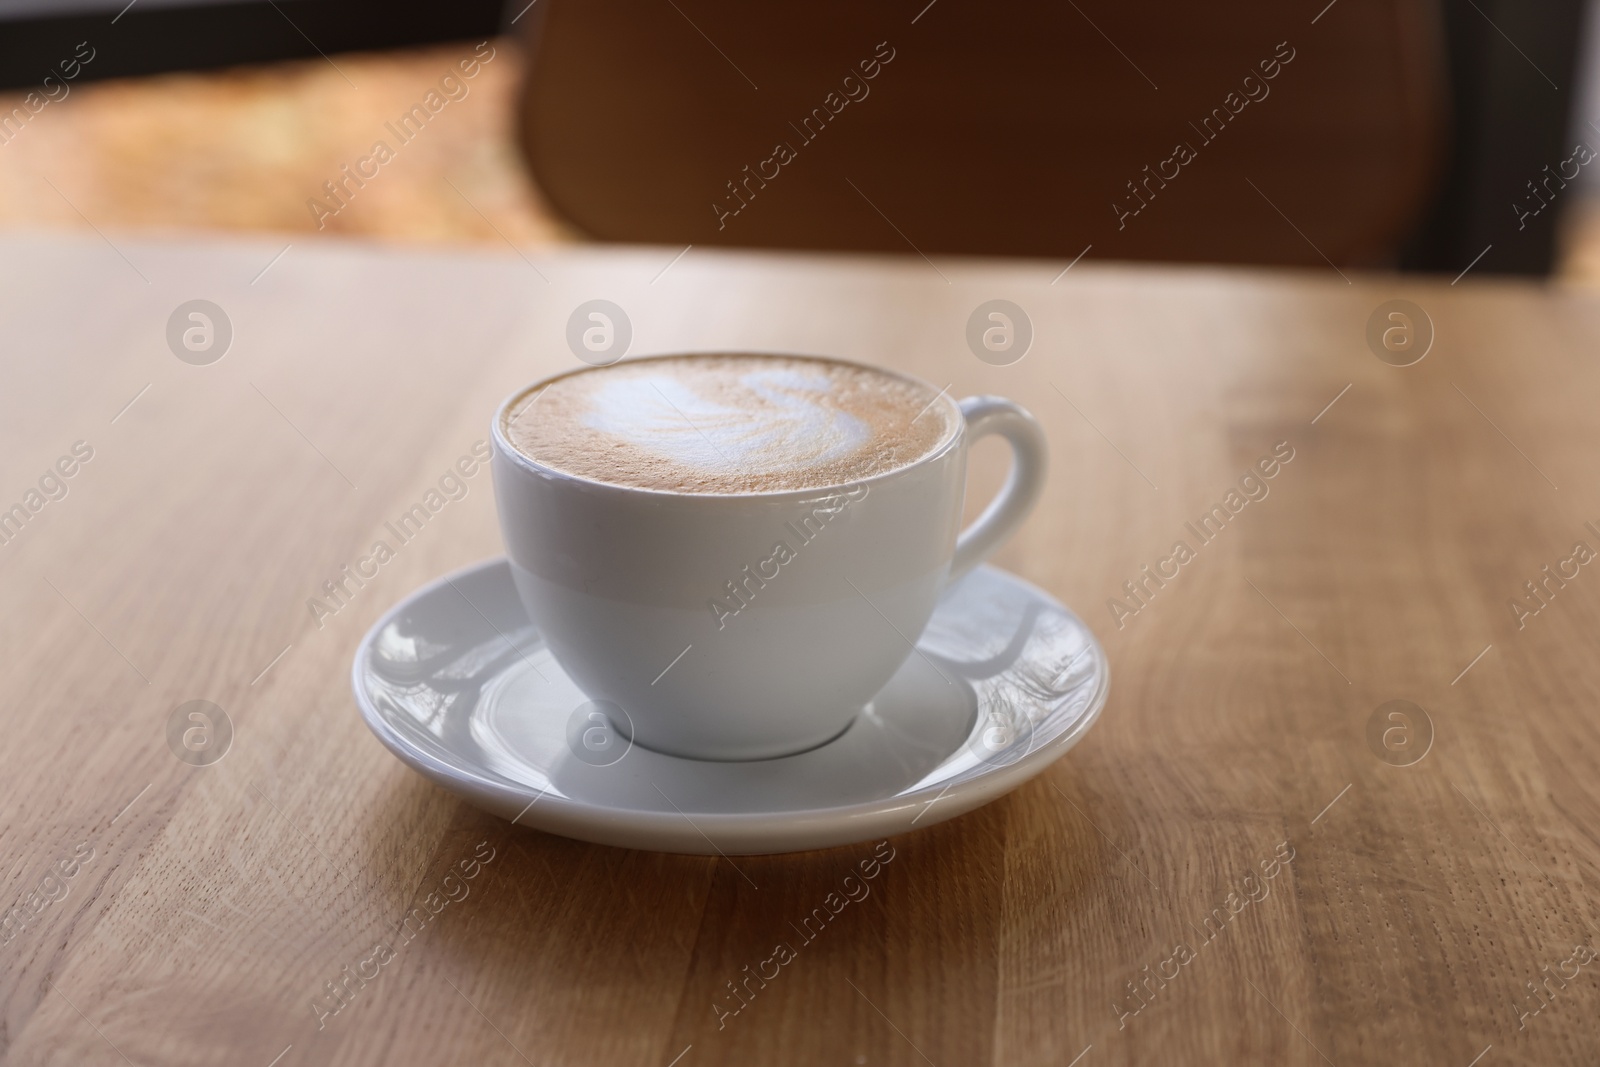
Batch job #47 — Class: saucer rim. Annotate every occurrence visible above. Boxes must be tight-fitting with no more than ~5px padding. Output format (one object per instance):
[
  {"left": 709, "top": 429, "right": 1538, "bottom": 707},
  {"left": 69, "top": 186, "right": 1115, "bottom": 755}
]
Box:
[{"left": 352, "top": 556, "right": 1109, "bottom": 842}]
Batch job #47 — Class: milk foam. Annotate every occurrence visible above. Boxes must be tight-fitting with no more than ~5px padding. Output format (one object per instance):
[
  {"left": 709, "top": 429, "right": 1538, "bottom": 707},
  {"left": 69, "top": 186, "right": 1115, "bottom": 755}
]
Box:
[
  {"left": 504, "top": 354, "right": 953, "bottom": 493},
  {"left": 582, "top": 367, "right": 872, "bottom": 478}
]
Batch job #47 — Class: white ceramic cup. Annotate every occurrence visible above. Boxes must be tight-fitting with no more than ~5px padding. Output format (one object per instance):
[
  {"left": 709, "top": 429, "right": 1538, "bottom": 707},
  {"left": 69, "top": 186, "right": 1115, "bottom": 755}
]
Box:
[{"left": 491, "top": 353, "right": 1047, "bottom": 761}]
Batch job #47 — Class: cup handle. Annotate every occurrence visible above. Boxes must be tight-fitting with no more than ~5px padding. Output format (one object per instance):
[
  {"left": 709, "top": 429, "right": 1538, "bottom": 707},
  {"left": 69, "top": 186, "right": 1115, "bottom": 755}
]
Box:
[{"left": 948, "top": 396, "right": 1048, "bottom": 583}]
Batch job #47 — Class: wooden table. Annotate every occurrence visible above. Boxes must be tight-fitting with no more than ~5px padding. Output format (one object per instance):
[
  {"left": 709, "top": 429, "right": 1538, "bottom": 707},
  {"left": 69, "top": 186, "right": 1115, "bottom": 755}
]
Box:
[{"left": 2, "top": 232, "right": 1598, "bottom": 1066}]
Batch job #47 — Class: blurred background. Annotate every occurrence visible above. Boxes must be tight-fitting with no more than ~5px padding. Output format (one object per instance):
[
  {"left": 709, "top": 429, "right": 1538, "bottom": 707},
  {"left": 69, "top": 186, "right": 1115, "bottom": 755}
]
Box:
[{"left": 3, "top": 0, "right": 1600, "bottom": 281}]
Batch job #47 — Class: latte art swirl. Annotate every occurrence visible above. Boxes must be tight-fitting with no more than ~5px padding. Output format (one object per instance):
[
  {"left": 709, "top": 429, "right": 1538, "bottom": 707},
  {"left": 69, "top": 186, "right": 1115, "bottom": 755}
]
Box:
[
  {"left": 504, "top": 354, "right": 955, "bottom": 493},
  {"left": 584, "top": 368, "right": 873, "bottom": 476}
]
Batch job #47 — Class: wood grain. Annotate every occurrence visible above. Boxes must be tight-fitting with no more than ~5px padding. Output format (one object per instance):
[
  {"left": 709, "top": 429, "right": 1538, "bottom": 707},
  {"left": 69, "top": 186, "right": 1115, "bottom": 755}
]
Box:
[{"left": 1, "top": 233, "right": 1598, "bottom": 1066}]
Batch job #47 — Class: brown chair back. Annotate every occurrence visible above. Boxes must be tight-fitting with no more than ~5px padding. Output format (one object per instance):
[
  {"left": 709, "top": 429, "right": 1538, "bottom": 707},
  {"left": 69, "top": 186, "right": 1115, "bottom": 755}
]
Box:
[{"left": 517, "top": 0, "right": 1445, "bottom": 267}]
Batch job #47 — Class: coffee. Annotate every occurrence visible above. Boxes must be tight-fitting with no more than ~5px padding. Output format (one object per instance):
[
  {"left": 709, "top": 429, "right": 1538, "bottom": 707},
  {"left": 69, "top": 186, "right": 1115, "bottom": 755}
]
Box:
[{"left": 503, "top": 354, "right": 955, "bottom": 493}]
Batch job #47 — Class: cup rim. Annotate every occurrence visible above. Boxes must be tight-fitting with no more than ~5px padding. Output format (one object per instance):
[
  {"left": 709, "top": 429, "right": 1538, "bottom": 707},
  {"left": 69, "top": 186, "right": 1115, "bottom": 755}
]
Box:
[{"left": 491, "top": 351, "right": 966, "bottom": 500}]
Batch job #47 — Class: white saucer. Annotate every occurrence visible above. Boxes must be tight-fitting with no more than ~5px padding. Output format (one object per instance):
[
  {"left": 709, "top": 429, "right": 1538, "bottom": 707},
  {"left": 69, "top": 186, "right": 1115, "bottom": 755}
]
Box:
[{"left": 352, "top": 558, "right": 1109, "bottom": 855}]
